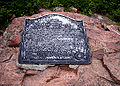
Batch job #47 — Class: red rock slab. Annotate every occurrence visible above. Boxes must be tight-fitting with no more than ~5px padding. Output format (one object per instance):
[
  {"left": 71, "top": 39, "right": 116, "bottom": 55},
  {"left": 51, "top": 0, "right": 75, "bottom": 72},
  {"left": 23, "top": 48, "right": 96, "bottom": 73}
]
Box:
[
  {"left": 0, "top": 47, "right": 14, "bottom": 62},
  {"left": 76, "top": 59, "right": 115, "bottom": 86},
  {"left": 92, "top": 49, "right": 104, "bottom": 60},
  {"left": 8, "top": 35, "right": 21, "bottom": 47},
  {"left": 22, "top": 59, "right": 116, "bottom": 86},
  {"left": 26, "top": 70, "right": 41, "bottom": 75},
  {"left": 23, "top": 66, "right": 78, "bottom": 86},
  {"left": 53, "top": 7, "right": 64, "bottom": 12},
  {"left": 0, "top": 53, "right": 25, "bottom": 85},
  {"left": 70, "top": 7, "right": 77, "bottom": 13},
  {"left": 106, "top": 41, "right": 120, "bottom": 53},
  {"left": 0, "top": 48, "right": 25, "bottom": 86},
  {"left": 103, "top": 54, "right": 120, "bottom": 84},
  {"left": 0, "top": 12, "right": 120, "bottom": 86}
]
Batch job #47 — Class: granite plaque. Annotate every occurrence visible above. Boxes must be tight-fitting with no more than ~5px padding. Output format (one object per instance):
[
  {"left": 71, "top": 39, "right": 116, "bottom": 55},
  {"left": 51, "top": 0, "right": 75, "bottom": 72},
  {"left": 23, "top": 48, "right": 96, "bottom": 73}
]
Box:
[{"left": 18, "top": 14, "right": 91, "bottom": 65}]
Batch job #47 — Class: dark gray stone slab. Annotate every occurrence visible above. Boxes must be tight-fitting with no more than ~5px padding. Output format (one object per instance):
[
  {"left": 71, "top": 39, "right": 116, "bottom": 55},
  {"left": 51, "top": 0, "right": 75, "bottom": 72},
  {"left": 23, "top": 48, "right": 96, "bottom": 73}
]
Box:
[{"left": 18, "top": 14, "right": 91, "bottom": 65}]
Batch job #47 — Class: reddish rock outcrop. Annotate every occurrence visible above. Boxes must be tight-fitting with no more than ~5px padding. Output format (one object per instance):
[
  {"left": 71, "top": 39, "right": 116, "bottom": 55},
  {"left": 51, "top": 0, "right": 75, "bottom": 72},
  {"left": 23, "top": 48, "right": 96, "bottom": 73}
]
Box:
[
  {"left": 70, "top": 7, "right": 77, "bottom": 13},
  {"left": 103, "top": 53, "right": 120, "bottom": 84},
  {"left": 0, "top": 12, "right": 120, "bottom": 86},
  {"left": 91, "top": 13, "right": 116, "bottom": 24},
  {"left": 8, "top": 35, "right": 21, "bottom": 47},
  {"left": 0, "top": 48, "right": 25, "bottom": 85},
  {"left": 53, "top": 7, "right": 64, "bottom": 12}
]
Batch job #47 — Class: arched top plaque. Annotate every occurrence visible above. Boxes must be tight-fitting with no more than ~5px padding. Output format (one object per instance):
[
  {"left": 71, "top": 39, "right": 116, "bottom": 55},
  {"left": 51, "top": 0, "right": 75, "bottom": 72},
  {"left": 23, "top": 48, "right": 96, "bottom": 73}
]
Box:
[{"left": 18, "top": 14, "right": 91, "bottom": 65}]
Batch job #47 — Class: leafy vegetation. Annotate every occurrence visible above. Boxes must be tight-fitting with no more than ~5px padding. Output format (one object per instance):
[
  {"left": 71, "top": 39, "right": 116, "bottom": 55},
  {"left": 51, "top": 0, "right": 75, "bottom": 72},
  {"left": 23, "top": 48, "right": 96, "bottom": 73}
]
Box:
[{"left": 0, "top": 0, "right": 120, "bottom": 30}]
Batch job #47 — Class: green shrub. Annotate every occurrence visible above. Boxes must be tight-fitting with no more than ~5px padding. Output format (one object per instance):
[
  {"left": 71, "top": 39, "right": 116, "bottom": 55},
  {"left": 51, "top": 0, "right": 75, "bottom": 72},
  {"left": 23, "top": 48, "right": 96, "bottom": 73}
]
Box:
[{"left": 0, "top": 0, "right": 120, "bottom": 30}]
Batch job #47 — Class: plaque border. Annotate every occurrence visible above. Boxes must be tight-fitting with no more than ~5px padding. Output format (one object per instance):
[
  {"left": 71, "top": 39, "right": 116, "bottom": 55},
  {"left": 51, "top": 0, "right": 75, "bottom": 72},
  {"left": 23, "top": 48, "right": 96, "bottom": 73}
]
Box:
[{"left": 18, "top": 13, "right": 91, "bottom": 65}]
